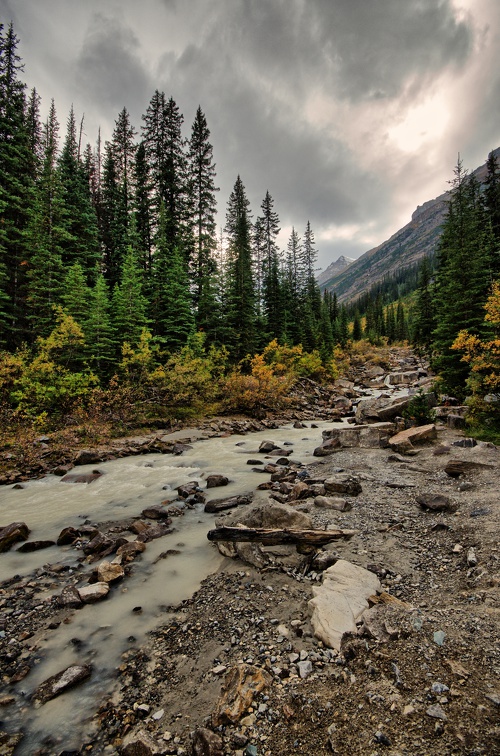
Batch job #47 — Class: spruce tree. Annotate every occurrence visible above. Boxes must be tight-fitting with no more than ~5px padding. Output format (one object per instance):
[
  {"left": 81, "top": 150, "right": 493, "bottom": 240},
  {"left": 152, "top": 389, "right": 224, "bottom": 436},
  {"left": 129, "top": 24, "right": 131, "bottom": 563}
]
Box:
[
  {"left": 412, "top": 256, "right": 435, "bottom": 350},
  {"left": 224, "top": 176, "right": 256, "bottom": 359},
  {"left": 61, "top": 263, "right": 91, "bottom": 326},
  {"left": 134, "top": 141, "right": 153, "bottom": 275},
  {"left": 258, "top": 191, "right": 283, "bottom": 341},
  {"left": 112, "top": 246, "right": 149, "bottom": 347},
  {"left": 352, "top": 309, "right": 362, "bottom": 341},
  {"left": 85, "top": 274, "right": 115, "bottom": 378},
  {"left": 484, "top": 150, "right": 500, "bottom": 275}
]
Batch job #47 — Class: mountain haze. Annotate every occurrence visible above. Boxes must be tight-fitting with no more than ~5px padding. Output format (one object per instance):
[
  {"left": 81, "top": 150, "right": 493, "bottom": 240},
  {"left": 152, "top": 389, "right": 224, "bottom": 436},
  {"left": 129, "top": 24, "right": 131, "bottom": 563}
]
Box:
[{"left": 319, "top": 148, "right": 500, "bottom": 303}]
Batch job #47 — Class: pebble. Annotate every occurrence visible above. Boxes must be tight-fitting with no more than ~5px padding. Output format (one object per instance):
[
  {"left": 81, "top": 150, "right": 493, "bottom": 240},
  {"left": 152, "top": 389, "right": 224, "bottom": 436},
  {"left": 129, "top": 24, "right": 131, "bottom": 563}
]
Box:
[{"left": 426, "top": 703, "right": 448, "bottom": 721}]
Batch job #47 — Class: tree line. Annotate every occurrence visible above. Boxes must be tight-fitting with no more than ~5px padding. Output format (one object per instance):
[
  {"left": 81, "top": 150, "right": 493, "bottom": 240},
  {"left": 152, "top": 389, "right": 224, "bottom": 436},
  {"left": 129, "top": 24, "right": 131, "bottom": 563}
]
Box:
[{"left": 0, "top": 22, "right": 345, "bottom": 380}]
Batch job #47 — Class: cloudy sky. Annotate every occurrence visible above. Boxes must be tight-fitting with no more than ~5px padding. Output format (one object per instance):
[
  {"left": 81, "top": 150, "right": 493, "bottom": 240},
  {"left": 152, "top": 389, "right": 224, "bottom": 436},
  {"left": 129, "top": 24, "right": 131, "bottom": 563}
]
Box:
[{"left": 2, "top": 0, "right": 500, "bottom": 269}]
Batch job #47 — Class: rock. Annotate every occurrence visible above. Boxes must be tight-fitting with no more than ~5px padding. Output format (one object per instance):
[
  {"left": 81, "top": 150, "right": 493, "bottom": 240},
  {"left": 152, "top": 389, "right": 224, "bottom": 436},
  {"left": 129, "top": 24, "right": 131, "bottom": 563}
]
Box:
[
  {"left": 297, "top": 660, "right": 313, "bottom": 678},
  {"left": 311, "top": 551, "right": 338, "bottom": 571},
  {"left": 33, "top": 664, "right": 92, "bottom": 705},
  {"left": 83, "top": 533, "right": 114, "bottom": 555},
  {"left": 289, "top": 481, "right": 311, "bottom": 500},
  {"left": 426, "top": 704, "right": 447, "bottom": 721},
  {"left": 57, "top": 526, "right": 80, "bottom": 545},
  {"left": 452, "top": 438, "right": 477, "bottom": 448},
  {"left": 212, "top": 664, "right": 272, "bottom": 726},
  {"left": 314, "top": 495, "right": 350, "bottom": 511},
  {"left": 173, "top": 442, "right": 193, "bottom": 455},
  {"left": 121, "top": 728, "right": 163, "bottom": 755},
  {"left": 444, "top": 459, "right": 493, "bottom": 477},
  {"left": 61, "top": 470, "right": 103, "bottom": 484},
  {"left": 177, "top": 481, "right": 200, "bottom": 498},
  {"left": 416, "top": 493, "right": 453, "bottom": 512},
  {"left": 386, "top": 370, "right": 419, "bottom": 385},
  {"left": 267, "top": 447, "right": 293, "bottom": 456},
  {"left": 355, "top": 395, "right": 411, "bottom": 424},
  {"left": 97, "top": 560, "right": 125, "bottom": 583},
  {"left": 136, "top": 523, "right": 173, "bottom": 542},
  {"left": 389, "top": 424, "right": 437, "bottom": 449},
  {"left": 0, "top": 522, "right": 30, "bottom": 552},
  {"left": 309, "top": 559, "right": 381, "bottom": 650},
  {"left": 77, "top": 582, "right": 109, "bottom": 603},
  {"left": 232, "top": 502, "right": 313, "bottom": 530},
  {"left": 206, "top": 474, "right": 229, "bottom": 488},
  {"left": 191, "top": 727, "right": 224, "bottom": 756},
  {"left": 324, "top": 474, "right": 362, "bottom": 496},
  {"left": 259, "top": 440, "right": 278, "bottom": 452},
  {"left": 0, "top": 730, "right": 23, "bottom": 753},
  {"left": 313, "top": 437, "right": 341, "bottom": 456},
  {"left": 447, "top": 414, "right": 466, "bottom": 429},
  {"left": 141, "top": 504, "right": 173, "bottom": 520},
  {"left": 467, "top": 547, "right": 478, "bottom": 567},
  {"left": 204, "top": 494, "right": 253, "bottom": 513},
  {"left": 16, "top": 539, "right": 55, "bottom": 552},
  {"left": 116, "top": 540, "right": 147, "bottom": 560},
  {"left": 52, "top": 463, "right": 74, "bottom": 476},
  {"left": 74, "top": 449, "right": 102, "bottom": 465},
  {"left": 57, "top": 585, "right": 83, "bottom": 608}
]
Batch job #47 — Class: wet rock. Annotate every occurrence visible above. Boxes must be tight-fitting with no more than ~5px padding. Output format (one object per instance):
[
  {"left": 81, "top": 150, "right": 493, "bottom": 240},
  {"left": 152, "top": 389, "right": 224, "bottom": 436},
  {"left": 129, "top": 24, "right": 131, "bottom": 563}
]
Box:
[
  {"left": 77, "top": 582, "right": 110, "bottom": 603},
  {"left": 324, "top": 474, "right": 362, "bottom": 496},
  {"left": 268, "top": 447, "right": 292, "bottom": 456},
  {"left": 0, "top": 730, "right": 23, "bottom": 753},
  {"left": 205, "top": 494, "right": 253, "bottom": 513},
  {"left": 259, "top": 440, "right": 278, "bottom": 452},
  {"left": 416, "top": 493, "right": 453, "bottom": 512},
  {"left": 52, "top": 463, "right": 74, "bottom": 476},
  {"left": 289, "top": 481, "right": 311, "bottom": 500},
  {"left": 177, "top": 481, "right": 200, "bottom": 498},
  {"left": 57, "top": 526, "right": 80, "bottom": 545},
  {"left": 314, "top": 495, "right": 350, "bottom": 511},
  {"left": 191, "top": 727, "right": 224, "bottom": 756},
  {"left": 389, "top": 424, "right": 436, "bottom": 448},
  {"left": 206, "top": 474, "right": 229, "bottom": 488},
  {"left": 313, "top": 437, "right": 341, "bottom": 456},
  {"left": 173, "top": 442, "right": 193, "bottom": 455},
  {"left": 121, "top": 728, "right": 163, "bottom": 755},
  {"left": 56, "top": 585, "right": 83, "bottom": 608},
  {"left": 97, "top": 560, "right": 125, "bottom": 583},
  {"left": 141, "top": 504, "right": 173, "bottom": 520},
  {"left": 16, "top": 539, "right": 55, "bottom": 552},
  {"left": 83, "top": 533, "right": 114, "bottom": 555},
  {"left": 33, "top": 664, "right": 92, "bottom": 705},
  {"left": 136, "top": 523, "right": 174, "bottom": 543},
  {"left": 212, "top": 664, "right": 272, "bottom": 726},
  {"left": 74, "top": 449, "right": 102, "bottom": 465},
  {"left": 0, "top": 522, "right": 30, "bottom": 552},
  {"left": 61, "top": 470, "right": 103, "bottom": 484},
  {"left": 309, "top": 559, "right": 381, "bottom": 650}
]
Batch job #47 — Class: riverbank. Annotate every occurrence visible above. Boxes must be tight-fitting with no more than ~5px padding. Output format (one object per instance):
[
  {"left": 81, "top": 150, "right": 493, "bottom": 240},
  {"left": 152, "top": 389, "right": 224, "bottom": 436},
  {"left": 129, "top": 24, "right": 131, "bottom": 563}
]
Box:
[{"left": 1, "top": 348, "right": 499, "bottom": 755}]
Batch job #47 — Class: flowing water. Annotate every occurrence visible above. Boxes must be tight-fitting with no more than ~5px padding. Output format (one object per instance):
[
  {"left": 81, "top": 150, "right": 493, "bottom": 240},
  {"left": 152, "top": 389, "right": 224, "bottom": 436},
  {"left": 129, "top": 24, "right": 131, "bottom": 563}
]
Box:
[{"left": 0, "top": 422, "right": 336, "bottom": 753}]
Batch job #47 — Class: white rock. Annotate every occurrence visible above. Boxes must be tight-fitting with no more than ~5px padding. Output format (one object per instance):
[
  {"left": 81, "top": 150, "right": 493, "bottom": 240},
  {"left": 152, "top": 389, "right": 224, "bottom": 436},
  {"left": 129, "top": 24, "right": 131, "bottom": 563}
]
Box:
[
  {"left": 308, "top": 559, "right": 381, "bottom": 651},
  {"left": 77, "top": 582, "right": 109, "bottom": 603}
]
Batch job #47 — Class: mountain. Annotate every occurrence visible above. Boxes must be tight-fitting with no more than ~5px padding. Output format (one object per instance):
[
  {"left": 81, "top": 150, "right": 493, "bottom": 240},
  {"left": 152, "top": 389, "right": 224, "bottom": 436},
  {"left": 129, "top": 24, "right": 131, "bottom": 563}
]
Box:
[
  {"left": 319, "top": 148, "right": 500, "bottom": 303},
  {"left": 316, "top": 255, "right": 354, "bottom": 287}
]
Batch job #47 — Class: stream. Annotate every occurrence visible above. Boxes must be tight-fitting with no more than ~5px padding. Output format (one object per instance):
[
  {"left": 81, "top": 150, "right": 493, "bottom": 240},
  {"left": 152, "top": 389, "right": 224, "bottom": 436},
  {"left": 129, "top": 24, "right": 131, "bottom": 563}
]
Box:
[{"left": 0, "top": 421, "right": 337, "bottom": 753}]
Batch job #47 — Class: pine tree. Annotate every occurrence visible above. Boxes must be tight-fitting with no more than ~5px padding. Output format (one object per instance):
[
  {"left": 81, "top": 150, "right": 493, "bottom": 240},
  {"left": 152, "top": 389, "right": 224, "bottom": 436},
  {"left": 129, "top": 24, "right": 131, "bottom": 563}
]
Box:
[
  {"left": 186, "top": 106, "right": 218, "bottom": 332},
  {"left": 484, "top": 150, "right": 500, "bottom": 275},
  {"left": 57, "top": 106, "right": 99, "bottom": 277},
  {"left": 101, "top": 141, "right": 127, "bottom": 287},
  {"left": 0, "top": 23, "right": 33, "bottom": 346},
  {"left": 224, "top": 176, "right": 256, "bottom": 359},
  {"left": 258, "top": 191, "right": 283, "bottom": 340},
  {"left": 61, "top": 263, "right": 90, "bottom": 326},
  {"left": 412, "top": 256, "right": 434, "bottom": 350},
  {"left": 352, "top": 309, "right": 362, "bottom": 341},
  {"left": 151, "top": 202, "right": 194, "bottom": 351},
  {"left": 395, "top": 299, "right": 407, "bottom": 341},
  {"left": 134, "top": 141, "right": 153, "bottom": 275},
  {"left": 26, "top": 100, "right": 65, "bottom": 337},
  {"left": 85, "top": 274, "right": 116, "bottom": 378},
  {"left": 301, "top": 221, "right": 321, "bottom": 320},
  {"left": 284, "top": 228, "right": 303, "bottom": 344},
  {"left": 112, "top": 246, "right": 149, "bottom": 347}
]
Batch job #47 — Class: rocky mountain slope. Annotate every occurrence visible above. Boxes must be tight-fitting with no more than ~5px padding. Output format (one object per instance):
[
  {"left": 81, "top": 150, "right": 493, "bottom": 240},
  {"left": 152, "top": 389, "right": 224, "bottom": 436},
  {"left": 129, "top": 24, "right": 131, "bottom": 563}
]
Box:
[
  {"left": 319, "top": 147, "right": 500, "bottom": 303},
  {"left": 316, "top": 255, "right": 354, "bottom": 288}
]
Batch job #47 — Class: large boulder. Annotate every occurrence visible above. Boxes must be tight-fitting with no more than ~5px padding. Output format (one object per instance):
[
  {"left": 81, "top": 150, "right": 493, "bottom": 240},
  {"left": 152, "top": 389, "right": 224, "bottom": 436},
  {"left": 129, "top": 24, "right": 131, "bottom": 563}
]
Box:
[
  {"left": 232, "top": 502, "right": 313, "bottom": 530},
  {"left": 309, "top": 560, "right": 381, "bottom": 651},
  {"left": 388, "top": 424, "right": 437, "bottom": 450},
  {"left": 78, "top": 582, "right": 109, "bottom": 603},
  {"left": 385, "top": 370, "right": 419, "bottom": 385},
  {"left": 324, "top": 474, "right": 362, "bottom": 496},
  {"left": 206, "top": 474, "right": 230, "bottom": 488},
  {"left": 355, "top": 395, "right": 411, "bottom": 424}
]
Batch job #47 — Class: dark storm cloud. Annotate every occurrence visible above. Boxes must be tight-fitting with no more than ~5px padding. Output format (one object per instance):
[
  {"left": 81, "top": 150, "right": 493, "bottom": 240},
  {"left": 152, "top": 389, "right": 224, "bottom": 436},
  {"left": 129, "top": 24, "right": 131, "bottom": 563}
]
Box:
[{"left": 75, "top": 13, "right": 152, "bottom": 131}]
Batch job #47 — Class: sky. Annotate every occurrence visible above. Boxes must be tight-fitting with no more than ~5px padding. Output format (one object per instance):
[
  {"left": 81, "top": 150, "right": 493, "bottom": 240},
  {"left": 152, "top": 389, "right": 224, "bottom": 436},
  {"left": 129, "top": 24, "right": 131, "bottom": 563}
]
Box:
[{"left": 2, "top": 0, "right": 500, "bottom": 271}]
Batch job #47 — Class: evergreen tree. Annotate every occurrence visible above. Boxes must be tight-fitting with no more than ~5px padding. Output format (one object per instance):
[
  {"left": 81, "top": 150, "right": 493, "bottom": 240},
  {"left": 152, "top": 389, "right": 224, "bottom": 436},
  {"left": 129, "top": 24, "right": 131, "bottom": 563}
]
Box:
[
  {"left": 151, "top": 202, "right": 193, "bottom": 351},
  {"left": 301, "top": 221, "right": 321, "bottom": 320},
  {"left": 85, "top": 274, "right": 116, "bottom": 378},
  {"left": 432, "top": 158, "right": 494, "bottom": 394},
  {"left": 61, "top": 263, "right": 90, "bottom": 326},
  {"left": 395, "top": 299, "right": 407, "bottom": 341},
  {"left": 352, "top": 309, "right": 362, "bottom": 341},
  {"left": 57, "top": 106, "right": 99, "bottom": 277},
  {"left": 224, "top": 176, "right": 256, "bottom": 359},
  {"left": 112, "top": 246, "right": 149, "bottom": 347},
  {"left": 101, "top": 141, "right": 127, "bottom": 287},
  {"left": 134, "top": 140, "right": 153, "bottom": 275},
  {"left": 412, "top": 256, "right": 435, "bottom": 350},
  {"left": 385, "top": 303, "right": 396, "bottom": 343},
  {"left": 484, "top": 150, "right": 500, "bottom": 275},
  {"left": 319, "top": 298, "right": 334, "bottom": 360},
  {"left": 26, "top": 100, "right": 65, "bottom": 337},
  {"left": 186, "top": 106, "right": 218, "bottom": 332},
  {"left": 0, "top": 22, "right": 33, "bottom": 345},
  {"left": 284, "top": 228, "right": 303, "bottom": 344},
  {"left": 258, "top": 191, "right": 283, "bottom": 340},
  {"left": 338, "top": 305, "right": 349, "bottom": 346}
]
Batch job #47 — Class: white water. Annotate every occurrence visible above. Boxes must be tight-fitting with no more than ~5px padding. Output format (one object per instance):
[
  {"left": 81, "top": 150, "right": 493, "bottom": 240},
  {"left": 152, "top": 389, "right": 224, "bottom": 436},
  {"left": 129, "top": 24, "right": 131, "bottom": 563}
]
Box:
[{"left": 0, "top": 423, "right": 333, "bottom": 753}]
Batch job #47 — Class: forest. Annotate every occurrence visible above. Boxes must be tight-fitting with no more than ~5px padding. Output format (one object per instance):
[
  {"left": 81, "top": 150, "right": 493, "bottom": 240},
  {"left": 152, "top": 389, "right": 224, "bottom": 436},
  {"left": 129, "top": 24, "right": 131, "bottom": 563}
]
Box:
[{"left": 0, "top": 22, "right": 499, "bottom": 435}]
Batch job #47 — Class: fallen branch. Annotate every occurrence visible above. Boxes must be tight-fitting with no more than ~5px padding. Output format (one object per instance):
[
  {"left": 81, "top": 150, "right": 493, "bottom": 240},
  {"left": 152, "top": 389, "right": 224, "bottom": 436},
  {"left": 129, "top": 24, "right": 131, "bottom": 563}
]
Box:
[{"left": 207, "top": 526, "right": 358, "bottom": 548}]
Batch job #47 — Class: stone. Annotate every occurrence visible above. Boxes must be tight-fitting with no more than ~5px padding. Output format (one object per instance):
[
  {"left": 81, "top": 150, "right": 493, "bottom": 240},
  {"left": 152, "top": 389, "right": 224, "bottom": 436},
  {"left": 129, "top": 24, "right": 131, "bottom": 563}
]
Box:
[
  {"left": 467, "top": 547, "right": 478, "bottom": 567},
  {"left": 416, "top": 493, "right": 453, "bottom": 512},
  {"left": 177, "top": 481, "right": 200, "bottom": 498},
  {"left": 0, "top": 522, "right": 30, "bottom": 552},
  {"left": 57, "top": 526, "right": 80, "bottom": 545},
  {"left": 289, "top": 481, "right": 311, "bottom": 500},
  {"left": 121, "top": 728, "right": 163, "bottom": 755},
  {"left": 212, "top": 664, "right": 272, "bottom": 726},
  {"left": 141, "top": 504, "right": 173, "bottom": 520},
  {"left": 33, "top": 664, "right": 92, "bottom": 705},
  {"left": 447, "top": 414, "right": 466, "bottom": 429},
  {"left": 74, "top": 449, "right": 102, "bottom": 465},
  {"left": 206, "top": 474, "right": 229, "bottom": 488},
  {"left": 355, "top": 395, "right": 411, "bottom": 424},
  {"left": 204, "top": 494, "right": 253, "bottom": 513},
  {"left": 386, "top": 370, "right": 419, "bottom": 385},
  {"left": 259, "top": 440, "right": 278, "bottom": 452},
  {"left": 324, "top": 474, "right": 362, "bottom": 496},
  {"left": 314, "top": 496, "right": 350, "bottom": 511},
  {"left": 57, "top": 585, "right": 83, "bottom": 608},
  {"left": 297, "top": 660, "right": 313, "bottom": 678},
  {"left": 136, "top": 523, "right": 173, "bottom": 543},
  {"left": 231, "top": 502, "right": 313, "bottom": 530},
  {"left": 82, "top": 532, "right": 114, "bottom": 555},
  {"left": 311, "top": 552, "right": 338, "bottom": 571},
  {"left": 116, "top": 540, "right": 147, "bottom": 560},
  {"left": 426, "top": 704, "right": 447, "bottom": 721},
  {"left": 16, "top": 539, "right": 55, "bottom": 553},
  {"left": 97, "top": 560, "right": 125, "bottom": 583},
  {"left": 313, "top": 437, "right": 341, "bottom": 456},
  {"left": 389, "top": 424, "right": 437, "bottom": 448},
  {"left": 191, "top": 727, "right": 224, "bottom": 756},
  {"left": 309, "top": 559, "right": 381, "bottom": 651},
  {"left": 61, "top": 470, "right": 103, "bottom": 484},
  {"left": 452, "top": 438, "right": 477, "bottom": 448},
  {"left": 77, "top": 582, "right": 109, "bottom": 603},
  {"left": 444, "top": 459, "right": 493, "bottom": 477}
]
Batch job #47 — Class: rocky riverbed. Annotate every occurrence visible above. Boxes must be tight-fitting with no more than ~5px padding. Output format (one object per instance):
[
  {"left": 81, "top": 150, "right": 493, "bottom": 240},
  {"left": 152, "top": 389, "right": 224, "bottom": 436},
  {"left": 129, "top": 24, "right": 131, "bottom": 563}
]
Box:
[{"left": 1, "top": 350, "right": 499, "bottom": 755}]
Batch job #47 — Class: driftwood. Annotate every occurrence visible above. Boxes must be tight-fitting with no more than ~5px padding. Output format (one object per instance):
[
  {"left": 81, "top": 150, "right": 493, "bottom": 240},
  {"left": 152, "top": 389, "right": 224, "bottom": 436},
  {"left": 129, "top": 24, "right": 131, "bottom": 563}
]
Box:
[{"left": 207, "top": 526, "right": 358, "bottom": 548}]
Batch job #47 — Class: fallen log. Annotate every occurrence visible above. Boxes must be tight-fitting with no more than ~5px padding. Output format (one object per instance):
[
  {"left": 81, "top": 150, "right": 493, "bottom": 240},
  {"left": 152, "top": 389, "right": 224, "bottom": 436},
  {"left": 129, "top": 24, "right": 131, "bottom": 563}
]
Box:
[{"left": 207, "top": 526, "right": 358, "bottom": 548}]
